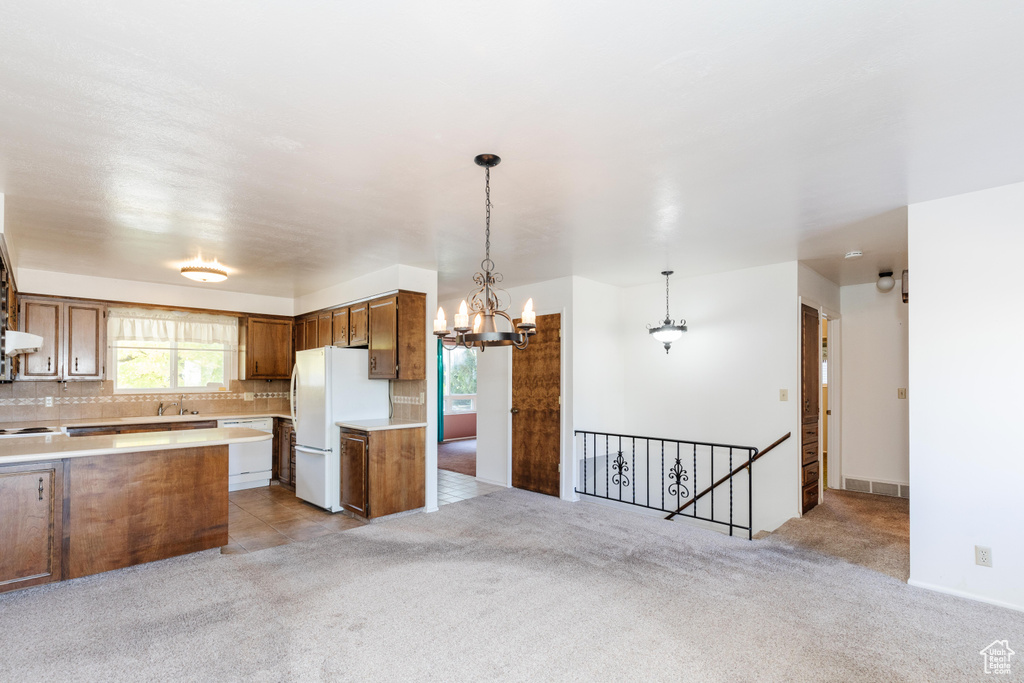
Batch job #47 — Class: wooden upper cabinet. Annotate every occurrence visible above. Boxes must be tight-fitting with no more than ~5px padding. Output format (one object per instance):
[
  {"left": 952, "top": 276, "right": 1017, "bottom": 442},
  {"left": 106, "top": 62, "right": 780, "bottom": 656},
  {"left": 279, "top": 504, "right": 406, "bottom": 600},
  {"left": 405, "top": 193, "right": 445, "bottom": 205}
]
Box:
[
  {"left": 349, "top": 302, "right": 369, "bottom": 346},
  {"left": 246, "top": 317, "right": 293, "bottom": 379},
  {"left": 0, "top": 461, "right": 64, "bottom": 593},
  {"left": 294, "top": 318, "right": 306, "bottom": 353},
  {"left": 368, "top": 296, "right": 398, "bottom": 379},
  {"left": 20, "top": 299, "right": 61, "bottom": 379},
  {"left": 332, "top": 308, "right": 349, "bottom": 347},
  {"left": 317, "top": 313, "right": 332, "bottom": 348},
  {"left": 304, "top": 317, "right": 319, "bottom": 350},
  {"left": 65, "top": 303, "right": 105, "bottom": 380},
  {"left": 367, "top": 291, "right": 426, "bottom": 380}
]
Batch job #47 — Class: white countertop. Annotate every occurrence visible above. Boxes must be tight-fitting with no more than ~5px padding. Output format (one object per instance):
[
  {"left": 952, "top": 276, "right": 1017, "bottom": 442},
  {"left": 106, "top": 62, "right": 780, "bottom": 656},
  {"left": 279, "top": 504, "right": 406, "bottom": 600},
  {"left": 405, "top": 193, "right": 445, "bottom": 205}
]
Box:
[
  {"left": 1, "top": 412, "right": 292, "bottom": 431},
  {"left": 0, "top": 428, "right": 272, "bottom": 465},
  {"left": 336, "top": 418, "right": 428, "bottom": 432}
]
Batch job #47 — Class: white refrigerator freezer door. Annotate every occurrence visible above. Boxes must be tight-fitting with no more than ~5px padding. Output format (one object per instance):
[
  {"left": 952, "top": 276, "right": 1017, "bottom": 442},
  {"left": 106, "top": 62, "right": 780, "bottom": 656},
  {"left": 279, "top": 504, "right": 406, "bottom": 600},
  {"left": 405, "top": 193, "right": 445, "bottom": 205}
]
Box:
[
  {"left": 295, "top": 445, "right": 341, "bottom": 512},
  {"left": 325, "top": 347, "right": 390, "bottom": 421},
  {"left": 295, "top": 348, "right": 329, "bottom": 450}
]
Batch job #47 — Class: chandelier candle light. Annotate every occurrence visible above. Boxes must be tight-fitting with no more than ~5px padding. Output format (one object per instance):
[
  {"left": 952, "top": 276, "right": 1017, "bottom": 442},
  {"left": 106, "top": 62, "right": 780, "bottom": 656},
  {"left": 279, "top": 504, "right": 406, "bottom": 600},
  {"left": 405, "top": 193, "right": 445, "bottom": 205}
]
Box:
[
  {"left": 648, "top": 270, "right": 687, "bottom": 354},
  {"left": 434, "top": 154, "right": 536, "bottom": 352}
]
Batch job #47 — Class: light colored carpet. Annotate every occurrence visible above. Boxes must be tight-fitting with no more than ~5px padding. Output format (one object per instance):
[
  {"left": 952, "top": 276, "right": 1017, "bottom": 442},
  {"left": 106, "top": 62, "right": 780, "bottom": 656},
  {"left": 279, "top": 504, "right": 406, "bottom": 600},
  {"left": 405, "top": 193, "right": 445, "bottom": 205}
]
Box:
[
  {"left": 437, "top": 438, "right": 476, "bottom": 476},
  {"left": 766, "top": 488, "right": 910, "bottom": 580},
  {"left": 1, "top": 488, "right": 1021, "bottom": 682}
]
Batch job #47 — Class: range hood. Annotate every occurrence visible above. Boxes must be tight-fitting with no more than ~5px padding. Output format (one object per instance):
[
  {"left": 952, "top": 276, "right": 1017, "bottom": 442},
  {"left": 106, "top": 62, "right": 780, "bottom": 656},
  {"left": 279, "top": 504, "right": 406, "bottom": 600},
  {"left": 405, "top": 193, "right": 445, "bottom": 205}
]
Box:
[{"left": 4, "top": 331, "right": 43, "bottom": 356}]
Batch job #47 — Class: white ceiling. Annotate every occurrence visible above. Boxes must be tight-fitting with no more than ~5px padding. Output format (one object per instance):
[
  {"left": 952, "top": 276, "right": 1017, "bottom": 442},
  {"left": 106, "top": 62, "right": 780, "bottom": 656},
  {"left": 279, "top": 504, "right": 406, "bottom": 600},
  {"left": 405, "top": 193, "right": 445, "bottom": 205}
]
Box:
[{"left": 2, "top": 1, "right": 1023, "bottom": 300}]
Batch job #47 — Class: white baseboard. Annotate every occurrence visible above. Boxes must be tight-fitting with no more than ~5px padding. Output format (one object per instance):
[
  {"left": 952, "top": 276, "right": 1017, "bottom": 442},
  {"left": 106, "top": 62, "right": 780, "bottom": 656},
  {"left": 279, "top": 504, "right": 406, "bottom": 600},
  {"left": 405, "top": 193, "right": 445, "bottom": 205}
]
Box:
[
  {"left": 907, "top": 579, "right": 1024, "bottom": 613},
  {"left": 475, "top": 475, "right": 508, "bottom": 487}
]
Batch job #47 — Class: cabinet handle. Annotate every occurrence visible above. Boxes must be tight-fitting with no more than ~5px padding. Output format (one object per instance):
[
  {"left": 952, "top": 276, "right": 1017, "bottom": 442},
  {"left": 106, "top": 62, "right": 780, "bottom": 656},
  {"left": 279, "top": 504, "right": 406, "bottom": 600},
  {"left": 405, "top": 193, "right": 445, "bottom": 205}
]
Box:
[
  {"left": 47, "top": 356, "right": 51, "bottom": 372},
  {"left": 38, "top": 476, "right": 44, "bottom": 501},
  {"left": 255, "top": 360, "right": 258, "bottom": 373},
  {"left": 75, "top": 357, "right": 79, "bottom": 372}
]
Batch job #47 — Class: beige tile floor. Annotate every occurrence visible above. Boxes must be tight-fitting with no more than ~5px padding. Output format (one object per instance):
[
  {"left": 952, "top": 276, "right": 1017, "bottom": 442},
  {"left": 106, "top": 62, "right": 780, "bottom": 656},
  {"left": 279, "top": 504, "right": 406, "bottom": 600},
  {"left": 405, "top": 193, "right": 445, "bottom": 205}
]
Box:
[
  {"left": 223, "top": 483, "right": 366, "bottom": 554},
  {"left": 437, "top": 469, "right": 503, "bottom": 506}
]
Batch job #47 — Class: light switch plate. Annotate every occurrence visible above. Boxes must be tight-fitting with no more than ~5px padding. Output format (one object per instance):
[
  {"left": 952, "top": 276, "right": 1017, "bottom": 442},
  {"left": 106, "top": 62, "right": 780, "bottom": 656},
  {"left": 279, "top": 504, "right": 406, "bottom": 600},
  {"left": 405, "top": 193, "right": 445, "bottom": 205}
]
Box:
[
  {"left": 897, "top": 388, "right": 907, "bottom": 399},
  {"left": 244, "top": 392, "right": 254, "bottom": 401},
  {"left": 779, "top": 389, "right": 788, "bottom": 401}
]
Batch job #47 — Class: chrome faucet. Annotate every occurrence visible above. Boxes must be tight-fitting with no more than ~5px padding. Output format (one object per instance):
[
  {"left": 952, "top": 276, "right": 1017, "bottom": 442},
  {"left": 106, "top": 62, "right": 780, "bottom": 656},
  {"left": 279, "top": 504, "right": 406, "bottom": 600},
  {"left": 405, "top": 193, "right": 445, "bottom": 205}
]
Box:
[
  {"left": 178, "top": 394, "right": 187, "bottom": 415},
  {"left": 158, "top": 402, "right": 177, "bottom": 416}
]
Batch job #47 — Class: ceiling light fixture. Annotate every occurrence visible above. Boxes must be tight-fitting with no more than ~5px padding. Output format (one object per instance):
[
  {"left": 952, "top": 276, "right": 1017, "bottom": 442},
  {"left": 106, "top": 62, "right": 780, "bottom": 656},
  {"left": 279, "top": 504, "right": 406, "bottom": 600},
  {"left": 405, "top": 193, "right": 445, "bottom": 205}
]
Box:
[
  {"left": 648, "top": 270, "right": 687, "bottom": 354},
  {"left": 180, "top": 257, "right": 228, "bottom": 283},
  {"left": 434, "top": 154, "right": 536, "bottom": 352},
  {"left": 877, "top": 270, "right": 895, "bottom": 293},
  {"left": 844, "top": 250, "right": 864, "bottom": 260}
]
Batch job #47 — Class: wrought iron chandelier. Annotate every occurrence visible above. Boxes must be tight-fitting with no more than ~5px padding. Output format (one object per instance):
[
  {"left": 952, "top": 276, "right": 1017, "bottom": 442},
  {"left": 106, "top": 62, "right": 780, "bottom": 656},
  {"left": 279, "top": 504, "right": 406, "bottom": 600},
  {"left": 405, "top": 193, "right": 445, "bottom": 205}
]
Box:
[
  {"left": 434, "top": 154, "right": 536, "bottom": 352},
  {"left": 648, "top": 270, "right": 687, "bottom": 353}
]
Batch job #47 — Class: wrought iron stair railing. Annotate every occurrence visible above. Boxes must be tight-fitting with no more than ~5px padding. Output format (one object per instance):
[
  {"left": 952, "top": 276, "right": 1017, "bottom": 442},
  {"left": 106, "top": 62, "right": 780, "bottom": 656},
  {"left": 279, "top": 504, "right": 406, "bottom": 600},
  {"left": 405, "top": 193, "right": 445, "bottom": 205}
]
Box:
[{"left": 574, "top": 430, "right": 791, "bottom": 540}]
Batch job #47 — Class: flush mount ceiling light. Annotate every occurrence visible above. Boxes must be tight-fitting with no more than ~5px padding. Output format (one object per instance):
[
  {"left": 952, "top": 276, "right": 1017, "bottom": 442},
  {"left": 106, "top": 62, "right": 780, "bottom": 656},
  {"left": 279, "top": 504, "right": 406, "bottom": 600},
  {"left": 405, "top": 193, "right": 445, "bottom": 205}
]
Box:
[
  {"left": 433, "top": 154, "right": 536, "bottom": 352},
  {"left": 877, "top": 270, "right": 896, "bottom": 293},
  {"left": 844, "top": 250, "right": 864, "bottom": 260},
  {"left": 648, "top": 270, "right": 687, "bottom": 354},
  {"left": 180, "top": 257, "right": 228, "bottom": 283}
]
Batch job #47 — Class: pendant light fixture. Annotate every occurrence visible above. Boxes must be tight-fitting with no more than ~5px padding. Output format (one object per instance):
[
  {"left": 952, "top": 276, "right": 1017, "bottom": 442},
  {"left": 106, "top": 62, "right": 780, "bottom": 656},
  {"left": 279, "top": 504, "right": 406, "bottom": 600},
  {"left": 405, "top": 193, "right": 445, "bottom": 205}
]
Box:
[
  {"left": 434, "top": 154, "right": 536, "bottom": 352},
  {"left": 648, "top": 270, "right": 687, "bottom": 354}
]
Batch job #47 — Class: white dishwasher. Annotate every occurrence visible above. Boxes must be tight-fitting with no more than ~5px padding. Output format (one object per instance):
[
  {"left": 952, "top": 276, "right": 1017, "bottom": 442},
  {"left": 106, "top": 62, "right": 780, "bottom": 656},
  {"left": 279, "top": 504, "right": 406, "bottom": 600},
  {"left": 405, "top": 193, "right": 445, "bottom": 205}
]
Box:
[{"left": 217, "top": 418, "right": 274, "bottom": 491}]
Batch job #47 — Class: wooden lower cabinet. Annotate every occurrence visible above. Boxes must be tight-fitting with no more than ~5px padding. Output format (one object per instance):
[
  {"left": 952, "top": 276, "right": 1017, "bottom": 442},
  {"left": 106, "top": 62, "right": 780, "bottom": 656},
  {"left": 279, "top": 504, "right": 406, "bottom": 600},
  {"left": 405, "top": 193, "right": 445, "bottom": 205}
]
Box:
[
  {"left": 340, "top": 427, "right": 425, "bottom": 519},
  {"left": 276, "top": 418, "right": 295, "bottom": 488},
  {"left": 0, "top": 445, "right": 229, "bottom": 593},
  {"left": 0, "top": 461, "right": 64, "bottom": 593}
]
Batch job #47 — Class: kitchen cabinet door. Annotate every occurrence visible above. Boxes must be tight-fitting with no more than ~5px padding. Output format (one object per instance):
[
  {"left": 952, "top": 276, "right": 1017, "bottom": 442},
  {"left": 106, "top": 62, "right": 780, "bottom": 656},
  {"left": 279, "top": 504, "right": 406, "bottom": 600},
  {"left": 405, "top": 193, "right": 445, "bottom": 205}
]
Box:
[
  {"left": 317, "top": 313, "right": 332, "bottom": 348},
  {"left": 348, "top": 302, "right": 368, "bottom": 346},
  {"left": 276, "top": 419, "right": 294, "bottom": 488},
  {"left": 65, "top": 303, "right": 105, "bottom": 380},
  {"left": 340, "top": 431, "right": 368, "bottom": 516},
  {"left": 0, "top": 461, "right": 64, "bottom": 593},
  {"left": 304, "top": 318, "right": 319, "bottom": 350},
  {"left": 247, "top": 318, "right": 293, "bottom": 379},
  {"left": 368, "top": 295, "right": 398, "bottom": 379},
  {"left": 20, "top": 299, "right": 61, "bottom": 379},
  {"left": 294, "top": 319, "right": 306, "bottom": 353},
  {"left": 332, "top": 308, "right": 349, "bottom": 347}
]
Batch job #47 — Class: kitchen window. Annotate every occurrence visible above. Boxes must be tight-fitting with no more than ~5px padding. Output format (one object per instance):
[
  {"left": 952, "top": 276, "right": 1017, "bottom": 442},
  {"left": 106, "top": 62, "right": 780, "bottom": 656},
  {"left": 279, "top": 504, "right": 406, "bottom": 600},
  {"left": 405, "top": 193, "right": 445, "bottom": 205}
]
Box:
[
  {"left": 108, "top": 308, "right": 237, "bottom": 392},
  {"left": 442, "top": 346, "right": 477, "bottom": 414}
]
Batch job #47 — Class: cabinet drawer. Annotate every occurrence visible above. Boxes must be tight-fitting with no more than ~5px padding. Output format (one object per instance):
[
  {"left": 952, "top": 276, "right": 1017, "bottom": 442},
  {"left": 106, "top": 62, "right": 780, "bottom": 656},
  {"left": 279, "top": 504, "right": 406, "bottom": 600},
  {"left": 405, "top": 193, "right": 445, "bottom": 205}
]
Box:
[
  {"left": 802, "top": 423, "right": 817, "bottom": 444},
  {"left": 802, "top": 482, "right": 818, "bottom": 510},
  {"left": 802, "top": 441, "right": 818, "bottom": 465},
  {"left": 802, "top": 461, "right": 819, "bottom": 486}
]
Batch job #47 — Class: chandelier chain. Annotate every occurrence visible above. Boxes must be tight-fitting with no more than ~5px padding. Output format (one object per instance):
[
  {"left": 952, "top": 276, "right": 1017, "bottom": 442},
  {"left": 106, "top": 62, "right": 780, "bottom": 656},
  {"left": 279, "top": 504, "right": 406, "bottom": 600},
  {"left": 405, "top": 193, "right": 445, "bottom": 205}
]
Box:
[
  {"left": 665, "top": 272, "right": 671, "bottom": 319},
  {"left": 484, "top": 167, "right": 491, "bottom": 270}
]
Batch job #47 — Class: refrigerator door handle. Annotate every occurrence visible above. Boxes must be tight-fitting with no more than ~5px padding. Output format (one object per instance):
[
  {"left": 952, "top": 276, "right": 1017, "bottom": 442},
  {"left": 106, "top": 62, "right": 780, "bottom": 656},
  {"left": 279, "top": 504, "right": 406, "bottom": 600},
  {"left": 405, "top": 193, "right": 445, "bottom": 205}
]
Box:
[{"left": 290, "top": 363, "right": 299, "bottom": 428}]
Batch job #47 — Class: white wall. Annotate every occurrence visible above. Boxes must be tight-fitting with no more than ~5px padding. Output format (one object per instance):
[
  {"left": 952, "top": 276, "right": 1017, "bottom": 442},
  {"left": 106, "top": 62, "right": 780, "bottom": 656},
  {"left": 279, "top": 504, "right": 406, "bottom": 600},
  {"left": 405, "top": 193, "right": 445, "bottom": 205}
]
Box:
[
  {"left": 839, "top": 281, "right": 909, "bottom": 486},
  {"left": 908, "top": 181, "right": 1024, "bottom": 612},
  {"left": 798, "top": 263, "right": 841, "bottom": 314},
  {"left": 295, "top": 265, "right": 402, "bottom": 315},
  {"left": 17, "top": 268, "right": 294, "bottom": 316},
  {"left": 619, "top": 262, "right": 801, "bottom": 533}
]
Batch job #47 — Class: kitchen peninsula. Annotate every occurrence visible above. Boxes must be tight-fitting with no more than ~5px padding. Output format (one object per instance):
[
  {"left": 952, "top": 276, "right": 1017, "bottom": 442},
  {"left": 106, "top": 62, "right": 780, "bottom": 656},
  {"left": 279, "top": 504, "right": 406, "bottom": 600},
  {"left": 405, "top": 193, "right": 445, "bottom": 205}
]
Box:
[{"left": 0, "top": 427, "right": 271, "bottom": 593}]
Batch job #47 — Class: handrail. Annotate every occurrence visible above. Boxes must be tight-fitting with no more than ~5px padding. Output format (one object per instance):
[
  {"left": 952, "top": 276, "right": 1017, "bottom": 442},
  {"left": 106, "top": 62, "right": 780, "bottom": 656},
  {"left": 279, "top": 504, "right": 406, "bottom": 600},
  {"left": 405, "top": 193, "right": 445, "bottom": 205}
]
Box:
[{"left": 664, "top": 432, "right": 790, "bottom": 520}]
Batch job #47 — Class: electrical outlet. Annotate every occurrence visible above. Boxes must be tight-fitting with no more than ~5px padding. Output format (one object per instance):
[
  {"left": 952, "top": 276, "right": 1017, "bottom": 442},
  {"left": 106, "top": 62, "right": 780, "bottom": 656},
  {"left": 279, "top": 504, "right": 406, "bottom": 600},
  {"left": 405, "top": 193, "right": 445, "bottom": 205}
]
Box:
[
  {"left": 244, "top": 392, "right": 254, "bottom": 402},
  {"left": 897, "top": 388, "right": 907, "bottom": 399},
  {"left": 45, "top": 396, "right": 53, "bottom": 408},
  {"left": 779, "top": 389, "right": 788, "bottom": 401},
  {"left": 975, "top": 545, "right": 993, "bottom": 567}
]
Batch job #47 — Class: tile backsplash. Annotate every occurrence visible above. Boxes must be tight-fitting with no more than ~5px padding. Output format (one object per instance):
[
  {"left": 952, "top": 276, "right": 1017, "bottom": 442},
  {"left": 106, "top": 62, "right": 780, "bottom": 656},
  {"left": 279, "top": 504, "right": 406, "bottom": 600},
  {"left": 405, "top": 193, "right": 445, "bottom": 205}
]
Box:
[{"left": 0, "top": 379, "right": 291, "bottom": 424}]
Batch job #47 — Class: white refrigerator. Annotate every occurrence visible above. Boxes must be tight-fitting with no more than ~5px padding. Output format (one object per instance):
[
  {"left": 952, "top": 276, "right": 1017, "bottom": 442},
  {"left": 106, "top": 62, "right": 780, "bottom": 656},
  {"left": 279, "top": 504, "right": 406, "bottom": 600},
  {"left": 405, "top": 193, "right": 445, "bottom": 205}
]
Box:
[{"left": 291, "top": 347, "right": 389, "bottom": 511}]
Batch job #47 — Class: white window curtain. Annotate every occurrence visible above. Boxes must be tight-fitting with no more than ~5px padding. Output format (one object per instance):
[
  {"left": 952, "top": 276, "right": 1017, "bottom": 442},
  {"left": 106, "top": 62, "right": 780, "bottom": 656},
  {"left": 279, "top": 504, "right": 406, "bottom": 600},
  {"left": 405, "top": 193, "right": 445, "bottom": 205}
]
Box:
[{"left": 107, "top": 307, "right": 238, "bottom": 347}]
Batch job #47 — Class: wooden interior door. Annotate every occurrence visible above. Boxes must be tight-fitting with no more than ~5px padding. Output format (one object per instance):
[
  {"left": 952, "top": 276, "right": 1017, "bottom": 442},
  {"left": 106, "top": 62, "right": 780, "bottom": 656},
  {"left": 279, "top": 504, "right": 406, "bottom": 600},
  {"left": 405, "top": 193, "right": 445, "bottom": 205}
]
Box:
[
  {"left": 511, "top": 312, "right": 561, "bottom": 497},
  {"left": 801, "top": 304, "right": 820, "bottom": 513}
]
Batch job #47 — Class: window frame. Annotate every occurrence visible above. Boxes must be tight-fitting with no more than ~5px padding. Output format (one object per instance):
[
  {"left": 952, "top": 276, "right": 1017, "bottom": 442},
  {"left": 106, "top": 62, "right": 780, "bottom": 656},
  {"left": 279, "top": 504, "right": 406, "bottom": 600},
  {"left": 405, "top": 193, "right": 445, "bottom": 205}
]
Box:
[{"left": 442, "top": 346, "right": 477, "bottom": 416}]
